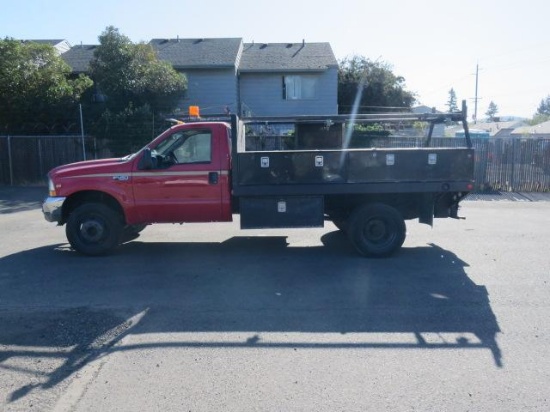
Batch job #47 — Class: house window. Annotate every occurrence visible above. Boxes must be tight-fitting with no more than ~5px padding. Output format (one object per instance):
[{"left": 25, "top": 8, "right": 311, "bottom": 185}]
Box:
[{"left": 283, "top": 75, "right": 317, "bottom": 100}]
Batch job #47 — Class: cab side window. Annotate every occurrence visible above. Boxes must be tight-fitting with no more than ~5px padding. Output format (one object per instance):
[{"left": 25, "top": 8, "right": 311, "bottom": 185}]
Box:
[
  {"left": 152, "top": 130, "right": 212, "bottom": 166},
  {"left": 173, "top": 132, "right": 211, "bottom": 164}
]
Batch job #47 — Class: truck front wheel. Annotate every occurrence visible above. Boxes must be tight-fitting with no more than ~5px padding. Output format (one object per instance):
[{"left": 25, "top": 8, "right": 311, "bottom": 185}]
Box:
[
  {"left": 66, "top": 203, "right": 123, "bottom": 256},
  {"left": 347, "top": 203, "right": 406, "bottom": 257}
]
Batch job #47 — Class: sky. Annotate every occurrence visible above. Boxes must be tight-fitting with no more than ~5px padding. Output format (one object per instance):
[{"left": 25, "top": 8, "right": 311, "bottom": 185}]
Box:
[{"left": 2, "top": 0, "right": 550, "bottom": 120}]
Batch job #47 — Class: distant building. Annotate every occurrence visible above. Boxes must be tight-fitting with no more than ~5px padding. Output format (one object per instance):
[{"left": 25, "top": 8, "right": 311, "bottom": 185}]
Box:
[
  {"left": 511, "top": 120, "right": 550, "bottom": 139},
  {"left": 455, "top": 129, "right": 490, "bottom": 139},
  {"left": 472, "top": 120, "right": 526, "bottom": 138},
  {"left": 412, "top": 105, "right": 439, "bottom": 114}
]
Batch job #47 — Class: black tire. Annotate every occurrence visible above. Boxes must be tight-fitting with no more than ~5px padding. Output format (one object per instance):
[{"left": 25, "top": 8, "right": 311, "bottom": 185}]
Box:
[
  {"left": 347, "top": 203, "right": 406, "bottom": 257},
  {"left": 66, "top": 203, "right": 123, "bottom": 256}
]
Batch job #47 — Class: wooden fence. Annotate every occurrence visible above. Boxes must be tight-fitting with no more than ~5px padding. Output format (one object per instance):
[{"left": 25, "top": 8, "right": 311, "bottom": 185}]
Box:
[
  {"left": 383, "top": 137, "right": 550, "bottom": 192},
  {"left": 0, "top": 135, "right": 105, "bottom": 185},
  {"left": 1, "top": 135, "right": 549, "bottom": 191}
]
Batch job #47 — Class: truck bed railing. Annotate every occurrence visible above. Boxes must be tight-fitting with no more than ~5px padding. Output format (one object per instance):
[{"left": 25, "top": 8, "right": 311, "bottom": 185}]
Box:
[
  {"left": 239, "top": 111, "right": 465, "bottom": 125},
  {"left": 231, "top": 101, "right": 472, "bottom": 152}
]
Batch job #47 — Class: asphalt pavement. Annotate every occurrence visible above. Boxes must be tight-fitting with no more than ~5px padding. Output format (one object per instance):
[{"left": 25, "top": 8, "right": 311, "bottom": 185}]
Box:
[{"left": 0, "top": 187, "right": 549, "bottom": 411}]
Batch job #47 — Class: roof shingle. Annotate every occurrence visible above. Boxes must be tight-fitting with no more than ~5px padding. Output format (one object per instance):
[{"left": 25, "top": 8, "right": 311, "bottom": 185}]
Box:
[
  {"left": 61, "top": 45, "right": 98, "bottom": 73},
  {"left": 150, "top": 38, "right": 242, "bottom": 69},
  {"left": 59, "top": 38, "right": 338, "bottom": 74},
  {"left": 239, "top": 42, "right": 337, "bottom": 72}
]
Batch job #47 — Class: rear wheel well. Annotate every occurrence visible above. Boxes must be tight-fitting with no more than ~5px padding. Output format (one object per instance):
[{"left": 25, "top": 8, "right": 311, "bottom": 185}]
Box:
[{"left": 61, "top": 191, "right": 125, "bottom": 225}]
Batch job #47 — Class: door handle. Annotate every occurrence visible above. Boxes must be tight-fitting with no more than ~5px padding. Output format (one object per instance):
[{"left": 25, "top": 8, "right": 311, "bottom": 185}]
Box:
[{"left": 208, "top": 172, "right": 219, "bottom": 185}]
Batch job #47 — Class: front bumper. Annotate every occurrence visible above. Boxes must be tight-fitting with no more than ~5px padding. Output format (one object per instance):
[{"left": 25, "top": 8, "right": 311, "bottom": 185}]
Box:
[{"left": 42, "top": 197, "right": 66, "bottom": 223}]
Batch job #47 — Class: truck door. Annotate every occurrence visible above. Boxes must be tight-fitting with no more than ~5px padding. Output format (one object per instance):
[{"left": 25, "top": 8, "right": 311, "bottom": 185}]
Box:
[{"left": 132, "top": 127, "right": 224, "bottom": 223}]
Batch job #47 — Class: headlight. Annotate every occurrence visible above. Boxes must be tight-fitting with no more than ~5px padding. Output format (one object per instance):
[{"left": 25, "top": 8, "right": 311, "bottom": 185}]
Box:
[{"left": 48, "top": 178, "right": 56, "bottom": 197}]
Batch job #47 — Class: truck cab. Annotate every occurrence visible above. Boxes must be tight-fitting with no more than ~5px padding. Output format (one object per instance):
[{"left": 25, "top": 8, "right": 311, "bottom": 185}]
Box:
[{"left": 44, "top": 121, "right": 233, "bottom": 255}]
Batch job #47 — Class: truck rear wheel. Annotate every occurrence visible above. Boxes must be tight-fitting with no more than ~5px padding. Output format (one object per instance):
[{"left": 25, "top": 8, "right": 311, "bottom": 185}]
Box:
[
  {"left": 66, "top": 203, "right": 123, "bottom": 256},
  {"left": 347, "top": 203, "right": 406, "bottom": 257}
]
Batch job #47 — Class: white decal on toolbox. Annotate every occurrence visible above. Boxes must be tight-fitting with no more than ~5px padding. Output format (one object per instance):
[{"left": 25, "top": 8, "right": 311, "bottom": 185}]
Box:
[
  {"left": 386, "top": 154, "right": 395, "bottom": 166},
  {"left": 428, "top": 154, "right": 438, "bottom": 165},
  {"left": 261, "top": 157, "right": 270, "bottom": 168},
  {"left": 278, "top": 201, "right": 287, "bottom": 213},
  {"left": 315, "top": 156, "right": 324, "bottom": 167}
]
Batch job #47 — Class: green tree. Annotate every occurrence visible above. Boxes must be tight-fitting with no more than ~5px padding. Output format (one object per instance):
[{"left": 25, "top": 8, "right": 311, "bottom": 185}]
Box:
[
  {"left": 0, "top": 38, "right": 93, "bottom": 134},
  {"left": 89, "top": 27, "right": 187, "bottom": 153},
  {"left": 90, "top": 27, "right": 186, "bottom": 113},
  {"left": 338, "top": 56, "right": 415, "bottom": 114},
  {"left": 526, "top": 95, "right": 550, "bottom": 125},
  {"left": 527, "top": 95, "right": 550, "bottom": 126},
  {"left": 536, "top": 95, "right": 550, "bottom": 116},
  {"left": 446, "top": 88, "right": 458, "bottom": 112},
  {"left": 485, "top": 101, "right": 499, "bottom": 121}
]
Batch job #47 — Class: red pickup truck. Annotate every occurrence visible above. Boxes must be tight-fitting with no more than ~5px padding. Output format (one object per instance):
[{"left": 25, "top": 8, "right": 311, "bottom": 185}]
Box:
[{"left": 43, "top": 110, "right": 474, "bottom": 257}]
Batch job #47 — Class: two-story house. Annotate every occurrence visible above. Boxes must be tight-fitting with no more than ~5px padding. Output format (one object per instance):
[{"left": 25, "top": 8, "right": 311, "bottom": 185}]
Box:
[{"left": 60, "top": 37, "right": 338, "bottom": 116}]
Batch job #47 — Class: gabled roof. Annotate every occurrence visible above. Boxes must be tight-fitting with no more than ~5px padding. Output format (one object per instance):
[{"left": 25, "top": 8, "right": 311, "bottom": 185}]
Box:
[
  {"left": 27, "top": 39, "right": 66, "bottom": 46},
  {"left": 61, "top": 45, "right": 98, "bottom": 73},
  {"left": 474, "top": 120, "right": 525, "bottom": 137},
  {"left": 412, "top": 105, "right": 441, "bottom": 114},
  {"left": 55, "top": 38, "right": 339, "bottom": 74},
  {"left": 512, "top": 120, "right": 550, "bottom": 136},
  {"left": 239, "top": 42, "right": 337, "bottom": 72},
  {"left": 22, "top": 39, "right": 71, "bottom": 54},
  {"left": 150, "top": 38, "right": 242, "bottom": 69}
]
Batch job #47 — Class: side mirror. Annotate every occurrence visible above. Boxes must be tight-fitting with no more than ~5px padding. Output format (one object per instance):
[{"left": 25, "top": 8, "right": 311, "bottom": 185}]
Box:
[{"left": 138, "top": 148, "right": 153, "bottom": 170}]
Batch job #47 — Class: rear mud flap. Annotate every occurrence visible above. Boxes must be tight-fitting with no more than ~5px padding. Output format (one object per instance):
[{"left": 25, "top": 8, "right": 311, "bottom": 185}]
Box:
[{"left": 419, "top": 194, "right": 434, "bottom": 226}]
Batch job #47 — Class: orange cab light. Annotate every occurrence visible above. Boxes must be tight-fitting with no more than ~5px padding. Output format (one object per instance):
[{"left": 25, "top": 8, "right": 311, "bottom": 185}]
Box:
[{"left": 189, "top": 106, "right": 200, "bottom": 117}]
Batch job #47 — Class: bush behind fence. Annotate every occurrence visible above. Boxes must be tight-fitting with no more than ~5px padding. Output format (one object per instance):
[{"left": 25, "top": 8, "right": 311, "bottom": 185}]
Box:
[{"left": 1, "top": 135, "right": 549, "bottom": 191}]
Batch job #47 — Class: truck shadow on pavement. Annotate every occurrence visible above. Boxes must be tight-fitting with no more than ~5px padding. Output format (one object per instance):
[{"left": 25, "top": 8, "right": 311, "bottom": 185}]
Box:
[
  {"left": 0, "top": 186, "right": 44, "bottom": 214},
  {"left": 0, "top": 233, "right": 502, "bottom": 404}
]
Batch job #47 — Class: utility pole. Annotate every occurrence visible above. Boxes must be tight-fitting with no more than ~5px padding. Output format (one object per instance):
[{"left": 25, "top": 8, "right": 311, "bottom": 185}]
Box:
[
  {"left": 79, "top": 104, "right": 86, "bottom": 161},
  {"left": 474, "top": 63, "right": 479, "bottom": 124}
]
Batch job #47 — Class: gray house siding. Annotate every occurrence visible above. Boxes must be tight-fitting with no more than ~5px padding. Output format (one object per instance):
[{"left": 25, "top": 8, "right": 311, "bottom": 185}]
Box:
[
  {"left": 181, "top": 69, "right": 239, "bottom": 115},
  {"left": 239, "top": 67, "right": 338, "bottom": 116}
]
